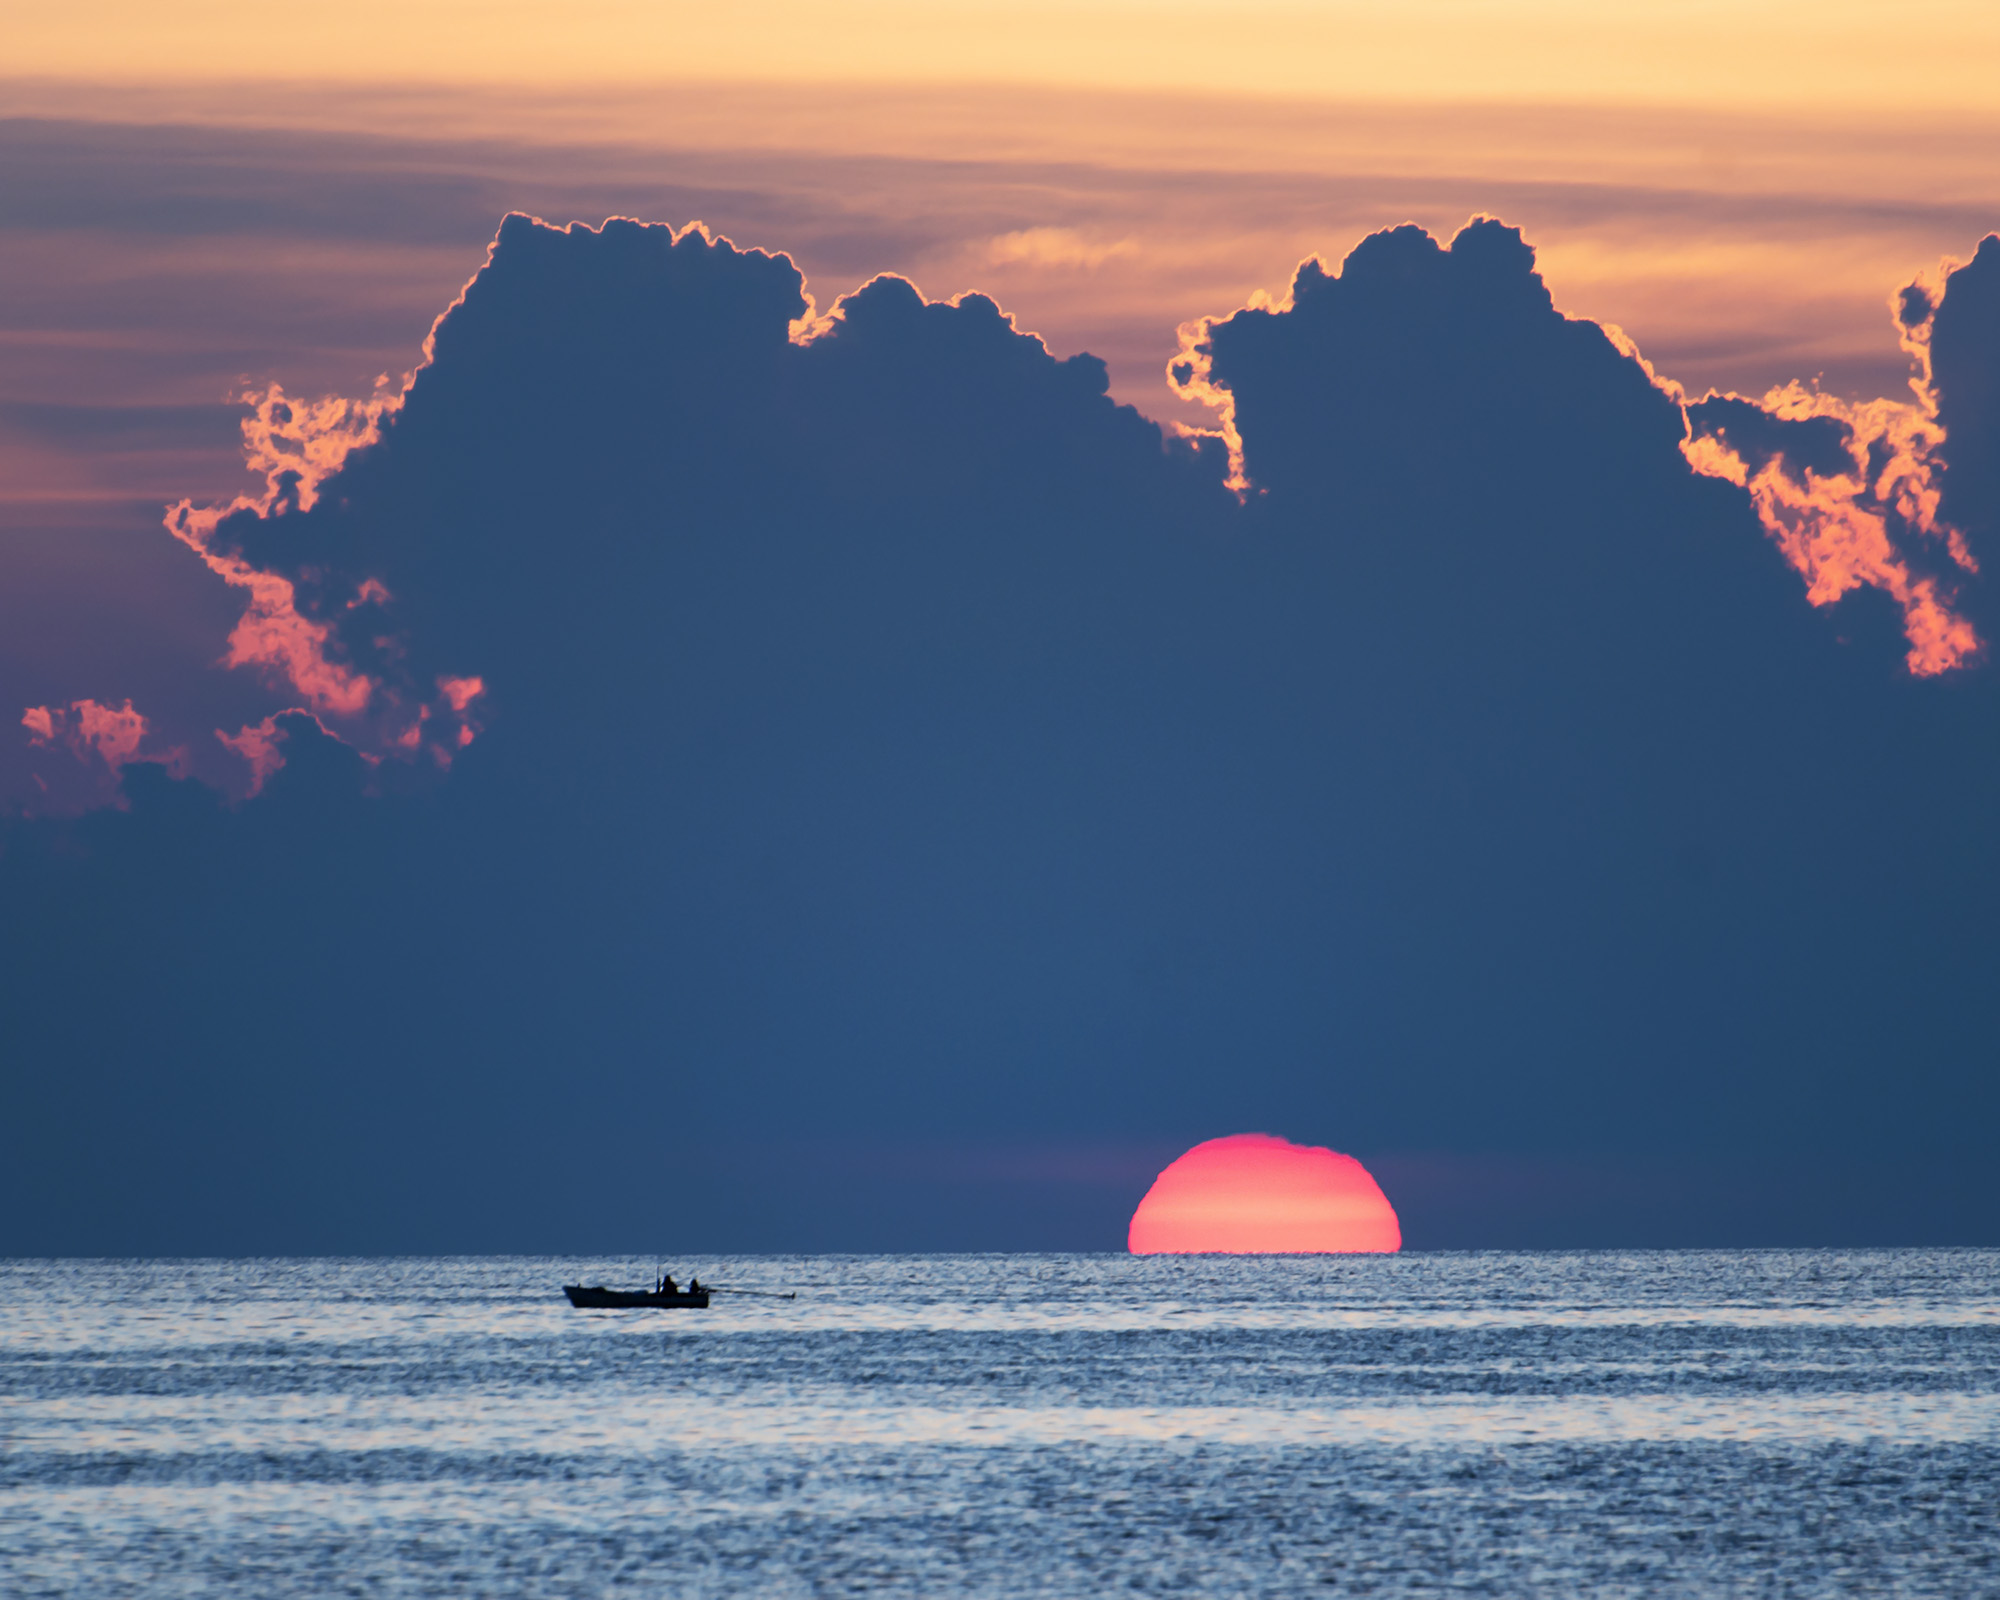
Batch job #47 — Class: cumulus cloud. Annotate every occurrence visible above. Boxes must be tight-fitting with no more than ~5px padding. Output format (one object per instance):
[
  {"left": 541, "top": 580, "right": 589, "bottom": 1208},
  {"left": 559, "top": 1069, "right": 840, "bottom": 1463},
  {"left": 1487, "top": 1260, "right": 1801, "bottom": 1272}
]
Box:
[
  {"left": 39, "top": 210, "right": 1997, "bottom": 816},
  {"left": 10, "top": 210, "right": 2000, "bottom": 1253},
  {"left": 103, "top": 214, "right": 1227, "bottom": 806}
]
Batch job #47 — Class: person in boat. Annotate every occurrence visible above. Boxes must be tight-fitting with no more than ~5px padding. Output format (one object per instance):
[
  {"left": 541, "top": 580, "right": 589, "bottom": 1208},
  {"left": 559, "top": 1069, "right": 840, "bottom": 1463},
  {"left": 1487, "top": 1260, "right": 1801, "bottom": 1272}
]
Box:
[
  {"left": 688, "top": 1276, "right": 700, "bottom": 1293},
  {"left": 659, "top": 1273, "right": 679, "bottom": 1294}
]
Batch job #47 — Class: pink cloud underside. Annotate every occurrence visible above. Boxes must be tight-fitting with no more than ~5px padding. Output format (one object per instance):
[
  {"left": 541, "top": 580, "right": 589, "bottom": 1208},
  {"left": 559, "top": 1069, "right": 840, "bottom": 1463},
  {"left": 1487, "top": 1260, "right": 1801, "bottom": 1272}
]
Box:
[
  {"left": 71, "top": 699, "right": 150, "bottom": 768},
  {"left": 167, "top": 383, "right": 392, "bottom": 719},
  {"left": 214, "top": 716, "right": 290, "bottom": 796},
  {"left": 1679, "top": 261, "right": 1981, "bottom": 677},
  {"left": 1128, "top": 1132, "right": 1402, "bottom": 1254},
  {"left": 437, "top": 675, "right": 485, "bottom": 713},
  {"left": 433, "top": 675, "right": 486, "bottom": 756},
  {"left": 215, "top": 709, "right": 358, "bottom": 796},
  {"left": 153, "top": 381, "right": 491, "bottom": 788},
  {"left": 1682, "top": 386, "right": 1980, "bottom": 677},
  {"left": 238, "top": 382, "right": 399, "bottom": 514},
  {"left": 21, "top": 698, "right": 184, "bottom": 778}
]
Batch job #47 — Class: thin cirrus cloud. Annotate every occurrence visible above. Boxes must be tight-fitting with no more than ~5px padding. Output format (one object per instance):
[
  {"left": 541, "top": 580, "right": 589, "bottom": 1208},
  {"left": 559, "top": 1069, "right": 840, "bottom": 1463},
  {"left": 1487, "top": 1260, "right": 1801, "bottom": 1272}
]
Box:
[
  {"left": 6, "top": 83, "right": 2000, "bottom": 469},
  {"left": 7, "top": 207, "right": 2000, "bottom": 1254},
  {"left": 986, "top": 229, "right": 1136, "bottom": 271}
]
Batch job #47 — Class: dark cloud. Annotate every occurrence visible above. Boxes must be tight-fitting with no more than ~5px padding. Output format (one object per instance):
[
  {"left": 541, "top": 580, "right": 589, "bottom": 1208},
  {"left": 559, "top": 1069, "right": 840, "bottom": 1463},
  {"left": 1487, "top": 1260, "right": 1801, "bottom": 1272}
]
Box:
[
  {"left": 5, "top": 214, "right": 2000, "bottom": 1254},
  {"left": 1928, "top": 237, "right": 2000, "bottom": 578}
]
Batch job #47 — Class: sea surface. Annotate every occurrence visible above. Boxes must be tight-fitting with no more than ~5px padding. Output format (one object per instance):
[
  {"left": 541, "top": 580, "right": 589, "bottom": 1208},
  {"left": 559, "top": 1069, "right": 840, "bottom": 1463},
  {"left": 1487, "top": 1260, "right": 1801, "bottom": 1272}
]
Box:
[{"left": 2, "top": 1252, "right": 1997, "bottom": 1597}]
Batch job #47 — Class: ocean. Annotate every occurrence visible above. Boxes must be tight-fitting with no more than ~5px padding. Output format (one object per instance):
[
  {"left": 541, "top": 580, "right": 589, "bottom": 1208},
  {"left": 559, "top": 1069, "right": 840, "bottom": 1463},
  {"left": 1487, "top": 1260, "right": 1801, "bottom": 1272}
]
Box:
[{"left": 3, "top": 1251, "right": 1996, "bottom": 1596}]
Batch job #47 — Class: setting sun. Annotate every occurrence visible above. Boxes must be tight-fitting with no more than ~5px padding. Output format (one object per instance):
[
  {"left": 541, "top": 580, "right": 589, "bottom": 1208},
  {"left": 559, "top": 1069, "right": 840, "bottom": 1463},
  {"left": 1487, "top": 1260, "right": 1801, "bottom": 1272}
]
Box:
[{"left": 1128, "top": 1133, "right": 1402, "bottom": 1254}]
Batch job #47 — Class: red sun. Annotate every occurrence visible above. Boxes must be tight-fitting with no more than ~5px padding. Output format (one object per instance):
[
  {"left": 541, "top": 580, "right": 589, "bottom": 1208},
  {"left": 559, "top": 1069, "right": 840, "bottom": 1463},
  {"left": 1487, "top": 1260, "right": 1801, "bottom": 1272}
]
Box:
[{"left": 1128, "top": 1133, "right": 1401, "bottom": 1254}]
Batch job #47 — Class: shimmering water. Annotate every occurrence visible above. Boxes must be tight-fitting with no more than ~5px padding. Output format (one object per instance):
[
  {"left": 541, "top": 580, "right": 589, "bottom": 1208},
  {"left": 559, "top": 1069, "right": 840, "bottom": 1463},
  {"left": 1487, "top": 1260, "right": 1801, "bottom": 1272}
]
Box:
[{"left": 3, "top": 1252, "right": 1997, "bottom": 1596}]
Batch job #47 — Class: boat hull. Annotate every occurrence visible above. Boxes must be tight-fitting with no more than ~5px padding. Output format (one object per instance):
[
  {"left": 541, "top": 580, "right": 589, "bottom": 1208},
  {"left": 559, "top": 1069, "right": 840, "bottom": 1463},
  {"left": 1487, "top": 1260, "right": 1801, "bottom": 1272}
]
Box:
[{"left": 563, "top": 1284, "right": 711, "bottom": 1309}]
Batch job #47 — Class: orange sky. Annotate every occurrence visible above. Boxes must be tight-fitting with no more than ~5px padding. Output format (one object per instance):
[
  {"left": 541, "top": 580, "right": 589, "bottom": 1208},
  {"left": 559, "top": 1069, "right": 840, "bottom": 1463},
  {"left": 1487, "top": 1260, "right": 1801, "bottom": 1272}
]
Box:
[{"left": 15, "top": 1, "right": 2000, "bottom": 111}]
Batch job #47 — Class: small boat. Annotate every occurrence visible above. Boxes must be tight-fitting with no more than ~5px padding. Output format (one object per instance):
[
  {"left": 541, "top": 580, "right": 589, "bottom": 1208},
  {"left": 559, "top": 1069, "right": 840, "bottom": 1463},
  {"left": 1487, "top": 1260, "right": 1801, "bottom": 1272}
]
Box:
[{"left": 563, "top": 1283, "right": 711, "bottom": 1309}]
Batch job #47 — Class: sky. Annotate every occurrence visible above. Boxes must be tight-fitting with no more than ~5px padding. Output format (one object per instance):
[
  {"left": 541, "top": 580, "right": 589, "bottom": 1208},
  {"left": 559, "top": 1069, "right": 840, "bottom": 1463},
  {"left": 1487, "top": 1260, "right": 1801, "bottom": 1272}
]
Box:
[{"left": 4, "top": 2, "right": 2000, "bottom": 1255}]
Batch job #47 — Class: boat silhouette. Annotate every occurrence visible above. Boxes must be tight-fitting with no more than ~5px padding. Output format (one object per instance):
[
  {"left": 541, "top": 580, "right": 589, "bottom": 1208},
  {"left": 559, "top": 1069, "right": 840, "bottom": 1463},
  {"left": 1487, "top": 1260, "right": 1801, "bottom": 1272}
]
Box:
[{"left": 563, "top": 1269, "right": 710, "bottom": 1309}]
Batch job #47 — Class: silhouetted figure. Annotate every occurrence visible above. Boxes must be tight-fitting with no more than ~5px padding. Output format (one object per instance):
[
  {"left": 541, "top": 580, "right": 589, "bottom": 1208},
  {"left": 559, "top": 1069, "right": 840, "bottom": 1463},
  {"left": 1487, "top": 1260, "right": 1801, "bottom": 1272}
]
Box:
[{"left": 660, "top": 1273, "right": 678, "bottom": 1294}]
